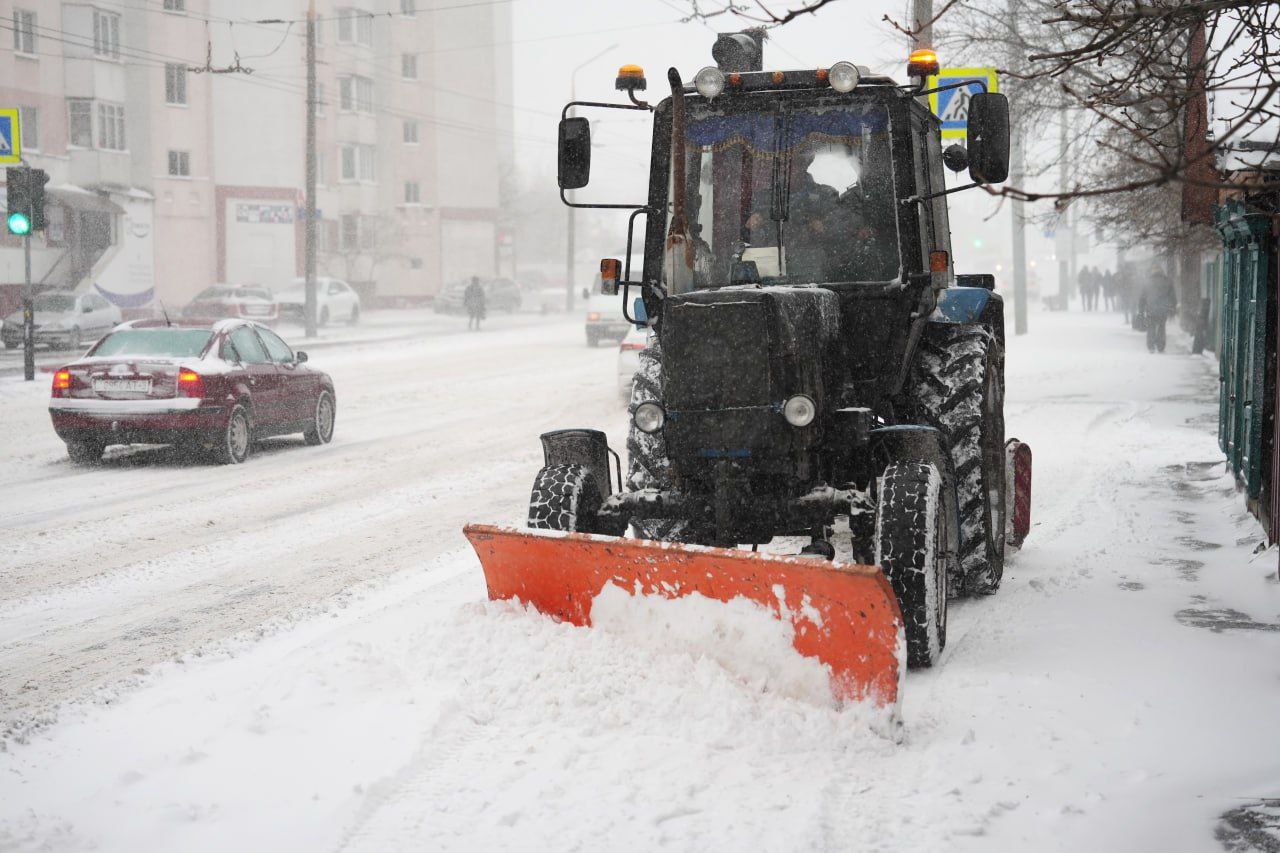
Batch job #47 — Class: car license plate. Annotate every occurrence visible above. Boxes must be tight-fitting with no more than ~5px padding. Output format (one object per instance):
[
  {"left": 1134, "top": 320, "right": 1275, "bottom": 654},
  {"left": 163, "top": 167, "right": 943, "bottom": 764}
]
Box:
[{"left": 93, "top": 379, "right": 152, "bottom": 394}]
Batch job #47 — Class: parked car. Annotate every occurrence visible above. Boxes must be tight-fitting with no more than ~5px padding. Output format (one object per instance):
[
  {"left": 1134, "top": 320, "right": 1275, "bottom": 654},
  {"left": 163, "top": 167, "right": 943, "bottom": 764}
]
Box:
[
  {"left": 182, "top": 284, "right": 279, "bottom": 325},
  {"left": 584, "top": 258, "right": 643, "bottom": 346},
  {"left": 1, "top": 290, "right": 122, "bottom": 351},
  {"left": 617, "top": 324, "right": 648, "bottom": 402},
  {"left": 434, "top": 278, "right": 523, "bottom": 314},
  {"left": 48, "top": 319, "right": 336, "bottom": 465},
  {"left": 275, "top": 277, "right": 361, "bottom": 326}
]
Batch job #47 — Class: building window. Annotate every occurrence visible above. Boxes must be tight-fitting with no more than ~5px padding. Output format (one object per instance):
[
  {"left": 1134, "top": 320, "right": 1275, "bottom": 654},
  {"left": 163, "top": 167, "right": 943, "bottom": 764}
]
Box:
[
  {"left": 338, "top": 75, "right": 374, "bottom": 112},
  {"left": 401, "top": 53, "right": 418, "bottom": 80},
  {"left": 93, "top": 9, "right": 121, "bottom": 59},
  {"left": 163, "top": 0, "right": 186, "bottom": 10},
  {"left": 340, "top": 214, "right": 360, "bottom": 251},
  {"left": 403, "top": 120, "right": 419, "bottom": 144},
  {"left": 18, "top": 106, "right": 39, "bottom": 150},
  {"left": 404, "top": 181, "right": 420, "bottom": 204},
  {"left": 97, "top": 103, "right": 126, "bottom": 150},
  {"left": 336, "top": 8, "right": 372, "bottom": 46},
  {"left": 400, "top": 0, "right": 416, "bottom": 15},
  {"left": 167, "top": 150, "right": 190, "bottom": 176},
  {"left": 339, "top": 143, "right": 376, "bottom": 182},
  {"left": 12, "top": 9, "right": 36, "bottom": 54},
  {"left": 165, "top": 64, "right": 188, "bottom": 105},
  {"left": 68, "top": 99, "right": 92, "bottom": 147}
]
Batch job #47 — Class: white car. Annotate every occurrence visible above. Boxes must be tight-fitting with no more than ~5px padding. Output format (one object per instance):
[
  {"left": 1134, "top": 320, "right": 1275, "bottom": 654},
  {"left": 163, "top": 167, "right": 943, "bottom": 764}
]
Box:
[
  {"left": 276, "top": 277, "right": 362, "bottom": 326},
  {"left": 617, "top": 324, "right": 649, "bottom": 402},
  {"left": 1, "top": 290, "right": 122, "bottom": 351}
]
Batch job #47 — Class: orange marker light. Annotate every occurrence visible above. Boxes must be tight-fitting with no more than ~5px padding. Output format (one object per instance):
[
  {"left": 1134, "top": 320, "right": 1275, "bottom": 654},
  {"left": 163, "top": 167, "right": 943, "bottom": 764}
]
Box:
[
  {"left": 816, "top": 68, "right": 829, "bottom": 82},
  {"left": 771, "top": 71, "right": 785, "bottom": 84},
  {"left": 728, "top": 72, "right": 742, "bottom": 86},
  {"left": 908, "top": 48, "right": 940, "bottom": 77},
  {"left": 930, "top": 250, "right": 949, "bottom": 272}
]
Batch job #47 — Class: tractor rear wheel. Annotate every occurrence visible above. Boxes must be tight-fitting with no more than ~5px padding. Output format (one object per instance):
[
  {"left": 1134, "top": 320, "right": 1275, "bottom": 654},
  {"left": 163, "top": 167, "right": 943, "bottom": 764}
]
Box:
[
  {"left": 909, "top": 324, "right": 1007, "bottom": 595},
  {"left": 875, "top": 461, "right": 948, "bottom": 668},
  {"left": 528, "top": 464, "right": 606, "bottom": 533},
  {"left": 625, "top": 342, "right": 692, "bottom": 542}
]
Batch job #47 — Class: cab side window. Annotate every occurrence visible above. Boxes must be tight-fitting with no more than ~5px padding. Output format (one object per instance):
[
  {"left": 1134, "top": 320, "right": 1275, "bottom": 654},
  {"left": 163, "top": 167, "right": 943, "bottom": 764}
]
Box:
[
  {"left": 257, "top": 328, "right": 295, "bottom": 364},
  {"left": 228, "top": 326, "right": 270, "bottom": 364}
]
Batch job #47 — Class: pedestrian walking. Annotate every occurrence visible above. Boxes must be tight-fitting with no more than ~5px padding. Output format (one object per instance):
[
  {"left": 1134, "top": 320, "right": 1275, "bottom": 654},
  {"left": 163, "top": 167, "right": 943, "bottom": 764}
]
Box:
[
  {"left": 1102, "top": 269, "right": 1116, "bottom": 311},
  {"left": 464, "top": 276, "right": 487, "bottom": 331},
  {"left": 1142, "top": 266, "right": 1178, "bottom": 353}
]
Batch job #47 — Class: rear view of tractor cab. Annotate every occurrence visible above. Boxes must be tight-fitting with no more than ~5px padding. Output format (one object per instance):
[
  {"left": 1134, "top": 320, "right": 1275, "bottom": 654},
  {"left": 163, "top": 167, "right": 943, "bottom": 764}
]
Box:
[{"left": 465, "top": 34, "right": 1032, "bottom": 709}]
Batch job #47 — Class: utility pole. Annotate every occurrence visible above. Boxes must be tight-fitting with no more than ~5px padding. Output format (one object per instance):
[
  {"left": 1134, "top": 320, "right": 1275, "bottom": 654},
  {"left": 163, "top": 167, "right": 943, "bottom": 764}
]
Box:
[
  {"left": 22, "top": 230, "right": 32, "bottom": 380},
  {"left": 1057, "top": 106, "right": 1069, "bottom": 307},
  {"left": 566, "top": 44, "right": 617, "bottom": 313},
  {"left": 912, "top": 0, "right": 933, "bottom": 48},
  {"left": 303, "top": 0, "right": 318, "bottom": 338},
  {"left": 1008, "top": 0, "right": 1028, "bottom": 334}
]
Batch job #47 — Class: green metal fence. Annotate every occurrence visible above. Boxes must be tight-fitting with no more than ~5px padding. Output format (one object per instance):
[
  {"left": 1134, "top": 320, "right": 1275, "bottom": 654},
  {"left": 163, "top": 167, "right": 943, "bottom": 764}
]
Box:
[{"left": 1214, "top": 199, "right": 1275, "bottom": 498}]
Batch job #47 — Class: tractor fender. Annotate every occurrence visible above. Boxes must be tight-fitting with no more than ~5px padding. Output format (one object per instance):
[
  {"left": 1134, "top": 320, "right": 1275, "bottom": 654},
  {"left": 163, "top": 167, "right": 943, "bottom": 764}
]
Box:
[
  {"left": 870, "top": 425, "right": 960, "bottom": 565},
  {"left": 930, "top": 286, "right": 1005, "bottom": 345},
  {"left": 539, "top": 428, "right": 617, "bottom": 496}
]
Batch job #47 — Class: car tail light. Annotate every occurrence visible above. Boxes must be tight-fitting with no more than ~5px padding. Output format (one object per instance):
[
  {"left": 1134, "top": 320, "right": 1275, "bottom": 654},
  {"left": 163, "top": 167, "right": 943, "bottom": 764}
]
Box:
[
  {"left": 619, "top": 341, "right": 645, "bottom": 351},
  {"left": 177, "top": 369, "right": 206, "bottom": 398},
  {"left": 52, "top": 369, "right": 71, "bottom": 397}
]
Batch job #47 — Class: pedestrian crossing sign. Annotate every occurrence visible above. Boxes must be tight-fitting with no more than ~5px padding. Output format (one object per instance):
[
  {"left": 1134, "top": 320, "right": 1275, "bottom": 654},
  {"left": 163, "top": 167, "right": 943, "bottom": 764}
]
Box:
[
  {"left": 927, "top": 68, "right": 999, "bottom": 140},
  {"left": 0, "top": 109, "right": 19, "bottom": 164}
]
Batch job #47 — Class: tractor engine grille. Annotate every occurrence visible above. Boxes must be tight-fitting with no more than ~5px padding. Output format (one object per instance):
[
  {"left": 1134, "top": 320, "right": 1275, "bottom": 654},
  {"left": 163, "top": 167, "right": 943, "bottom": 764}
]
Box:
[{"left": 661, "top": 298, "right": 772, "bottom": 410}]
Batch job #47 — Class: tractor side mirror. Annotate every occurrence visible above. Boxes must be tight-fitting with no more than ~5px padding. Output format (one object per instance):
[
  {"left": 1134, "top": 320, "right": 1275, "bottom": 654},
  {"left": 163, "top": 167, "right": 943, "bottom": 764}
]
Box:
[
  {"left": 557, "top": 117, "right": 592, "bottom": 190},
  {"left": 967, "top": 92, "right": 1010, "bottom": 184}
]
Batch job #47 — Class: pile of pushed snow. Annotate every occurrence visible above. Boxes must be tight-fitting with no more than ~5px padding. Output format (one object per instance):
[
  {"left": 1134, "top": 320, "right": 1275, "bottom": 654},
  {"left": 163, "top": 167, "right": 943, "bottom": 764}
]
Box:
[{"left": 589, "top": 582, "right": 835, "bottom": 707}]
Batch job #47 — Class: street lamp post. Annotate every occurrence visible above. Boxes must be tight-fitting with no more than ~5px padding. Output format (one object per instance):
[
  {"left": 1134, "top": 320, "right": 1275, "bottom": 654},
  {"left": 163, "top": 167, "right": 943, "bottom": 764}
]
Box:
[{"left": 566, "top": 43, "right": 618, "bottom": 313}]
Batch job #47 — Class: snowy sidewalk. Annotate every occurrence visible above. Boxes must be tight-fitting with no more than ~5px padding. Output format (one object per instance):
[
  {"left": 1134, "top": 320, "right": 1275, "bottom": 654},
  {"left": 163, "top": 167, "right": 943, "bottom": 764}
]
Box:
[{"left": 1, "top": 310, "right": 1278, "bottom": 852}]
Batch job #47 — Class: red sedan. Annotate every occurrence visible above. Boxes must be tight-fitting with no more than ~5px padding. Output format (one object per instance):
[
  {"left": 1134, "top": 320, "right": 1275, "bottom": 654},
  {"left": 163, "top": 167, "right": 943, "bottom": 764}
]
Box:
[{"left": 48, "top": 319, "right": 336, "bottom": 465}]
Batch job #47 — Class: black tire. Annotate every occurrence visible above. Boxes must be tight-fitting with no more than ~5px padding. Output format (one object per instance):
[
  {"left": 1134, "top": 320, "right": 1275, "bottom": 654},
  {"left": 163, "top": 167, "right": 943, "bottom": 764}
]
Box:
[
  {"left": 875, "top": 461, "right": 948, "bottom": 668},
  {"left": 319, "top": 306, "right": 330, "bottom": 327},
  {"left": 586, "top": 329, "right": 600, "bottom": 347},
  {"left": 528, "top": 464, "right": 605, "bottom": 533},
  {"left": 303, "top": 390, "right": 336, "bottom": 446},
  {"left": 348, "top": 305, "right": 360, "bottom": 326},
  {"left": 66, "top": 438, "right": 105, "bottom": 465},
  {"left": 211, "top": 404, "right": 252, "bottom": 465},
  {"left": 625, "top": 341, "right": 692, "bottom": 542},
  {"left": 908, "top": 324, "right": 1006, "bottom": 595}
]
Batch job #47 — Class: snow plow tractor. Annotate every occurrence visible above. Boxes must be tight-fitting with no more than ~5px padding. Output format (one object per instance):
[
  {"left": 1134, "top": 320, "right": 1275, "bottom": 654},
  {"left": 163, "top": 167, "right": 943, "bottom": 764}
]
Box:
[{"left": 465, "top": 38, "right": 1032, "bottom": 708}]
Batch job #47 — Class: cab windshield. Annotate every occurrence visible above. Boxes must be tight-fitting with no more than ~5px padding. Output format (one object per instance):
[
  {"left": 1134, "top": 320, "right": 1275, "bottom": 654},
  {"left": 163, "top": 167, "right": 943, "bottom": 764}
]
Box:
[{"left": 671, "top": 97, "right": 899, "bottom": 289}]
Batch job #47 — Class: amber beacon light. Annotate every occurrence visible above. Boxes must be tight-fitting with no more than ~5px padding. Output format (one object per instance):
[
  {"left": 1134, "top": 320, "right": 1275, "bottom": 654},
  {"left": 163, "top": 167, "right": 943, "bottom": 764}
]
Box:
[{"left": 907, "top": 48, "right": 940, "bottom": 78}]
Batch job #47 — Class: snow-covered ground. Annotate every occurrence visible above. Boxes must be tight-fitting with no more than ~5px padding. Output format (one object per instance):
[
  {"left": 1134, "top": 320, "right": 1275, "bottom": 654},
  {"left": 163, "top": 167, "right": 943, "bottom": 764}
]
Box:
[{"left": 1, "top": 308, "right": 1278, "bottom": 851}]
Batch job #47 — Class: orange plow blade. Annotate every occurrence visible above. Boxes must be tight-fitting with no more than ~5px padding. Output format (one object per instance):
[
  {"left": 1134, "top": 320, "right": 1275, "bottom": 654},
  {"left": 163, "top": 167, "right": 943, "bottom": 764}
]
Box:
[{"left": 463, "top": 524, "right": 904, "bottom": 707}]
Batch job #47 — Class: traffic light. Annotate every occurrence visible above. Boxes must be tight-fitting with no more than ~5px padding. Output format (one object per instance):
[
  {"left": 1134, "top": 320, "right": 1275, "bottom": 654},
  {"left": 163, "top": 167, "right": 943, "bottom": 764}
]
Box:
[{"left": 6, "top": 167, "right": 49, "bottom": 236}]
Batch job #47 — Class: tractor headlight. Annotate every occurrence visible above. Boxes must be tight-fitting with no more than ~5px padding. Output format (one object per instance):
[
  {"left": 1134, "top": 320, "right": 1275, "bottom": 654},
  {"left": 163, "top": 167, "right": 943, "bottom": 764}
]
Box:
[
  {"left": 633, "top": 401, "right": 665, "bottom": 434},
  {"left": 828, "top": 61, "right": 861, "bottom": 93},
  {"left": 783, "top": 395, "right": 816, "bottom": 427},
  {"left": 694, "top": 66, "right": 725, "bottom": 99}
]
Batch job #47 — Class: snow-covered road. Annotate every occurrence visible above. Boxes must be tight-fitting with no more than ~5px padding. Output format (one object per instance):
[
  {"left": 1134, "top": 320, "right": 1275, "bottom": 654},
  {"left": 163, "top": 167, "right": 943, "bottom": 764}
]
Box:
[{"left": 2, "top": 309, "right": 1278, "bottom": 851}]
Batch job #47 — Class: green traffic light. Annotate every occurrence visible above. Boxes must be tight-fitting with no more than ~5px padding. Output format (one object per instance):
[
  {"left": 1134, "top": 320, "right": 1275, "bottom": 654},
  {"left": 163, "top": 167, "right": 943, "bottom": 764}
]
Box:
[{"left": 6, "top": 212, "right": 31, "bottom": 236}]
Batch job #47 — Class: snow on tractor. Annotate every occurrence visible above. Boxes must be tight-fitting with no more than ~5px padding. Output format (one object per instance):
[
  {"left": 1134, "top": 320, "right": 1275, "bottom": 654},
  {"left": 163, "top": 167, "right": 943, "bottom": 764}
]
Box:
[{"left": 465, "top": 36, "right": 1032, "bottom": 709}]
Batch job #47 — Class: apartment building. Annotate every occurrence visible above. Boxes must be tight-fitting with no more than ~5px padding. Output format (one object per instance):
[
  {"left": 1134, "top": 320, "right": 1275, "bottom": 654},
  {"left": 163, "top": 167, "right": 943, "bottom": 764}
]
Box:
[{"left": 0, "top": 0, "right": 513, "bottom": 312}]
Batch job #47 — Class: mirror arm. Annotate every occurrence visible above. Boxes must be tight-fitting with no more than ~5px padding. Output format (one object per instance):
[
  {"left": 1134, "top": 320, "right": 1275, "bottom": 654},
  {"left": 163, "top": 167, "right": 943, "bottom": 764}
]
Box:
[
  {"left": 560, "top": 100, "right": 651, "bottom": 120},
  {"left": 900, "top": 181, "right": 981, "bottom": 206},
  {"left": 560, "top": 190, "right": 650, "bottom": 211},
  {"left": 907, "top": 78, "right": 990, "bottom": 99}
]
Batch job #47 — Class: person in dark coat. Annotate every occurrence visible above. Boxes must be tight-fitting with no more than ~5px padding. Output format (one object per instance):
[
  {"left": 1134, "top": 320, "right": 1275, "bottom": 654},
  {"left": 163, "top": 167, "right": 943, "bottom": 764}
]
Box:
[
  {"left": 464, "top": 276, "right": 486, "bottom": 330},
  {"left": 1143, "top": 267, "right": 1178, "bottom": 353}
]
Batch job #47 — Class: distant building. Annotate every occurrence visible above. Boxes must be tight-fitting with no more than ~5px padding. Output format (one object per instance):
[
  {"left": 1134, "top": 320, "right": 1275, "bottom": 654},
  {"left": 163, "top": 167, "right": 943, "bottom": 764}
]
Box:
[{"left": 0, "top": 0, "right": 513, "bottom": 313}]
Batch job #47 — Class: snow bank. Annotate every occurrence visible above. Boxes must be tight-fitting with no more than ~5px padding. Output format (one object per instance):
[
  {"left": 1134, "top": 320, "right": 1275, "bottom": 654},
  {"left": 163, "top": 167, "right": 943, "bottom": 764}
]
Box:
[{"left": 588, "top": 582, "right": 836, "bottom": 707}]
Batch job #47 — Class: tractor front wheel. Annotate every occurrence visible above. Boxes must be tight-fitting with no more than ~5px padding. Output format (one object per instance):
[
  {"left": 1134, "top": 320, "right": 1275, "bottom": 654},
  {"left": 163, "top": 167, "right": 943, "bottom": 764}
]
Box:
[
  {"left": 528, "top": 464, "right": 607, "bottom": 534},
  {"left": 875, "top": 461, "right": 948, "bottom": 669}
]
